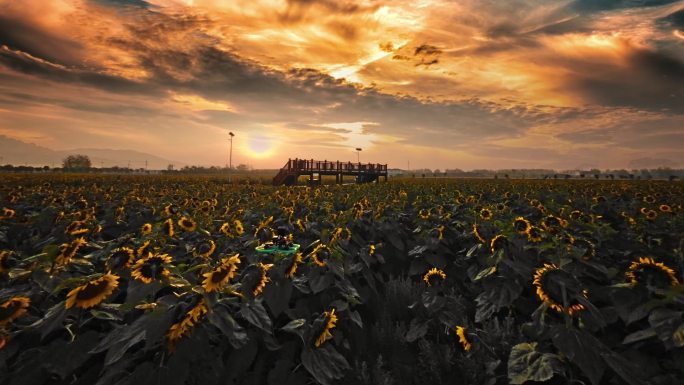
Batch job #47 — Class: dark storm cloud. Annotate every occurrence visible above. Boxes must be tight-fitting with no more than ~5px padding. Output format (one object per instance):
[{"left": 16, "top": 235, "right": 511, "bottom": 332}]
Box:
[
  {"left": 569, "top": 0, "right": 681, "bottom": 13},
  {"left": 0, "top": 15, "right": 84, "bottom": 66},
  {"left": 0, "top": 46, "right": 159, "bottom": 95},
  {"left": 565, "top": 48, "right": 684, "bottom": 111}
]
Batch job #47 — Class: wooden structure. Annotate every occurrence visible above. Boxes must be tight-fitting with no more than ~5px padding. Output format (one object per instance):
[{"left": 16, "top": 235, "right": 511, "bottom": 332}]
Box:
[{"left": 273, "top": 158, "right": 388, "bottom": 186}]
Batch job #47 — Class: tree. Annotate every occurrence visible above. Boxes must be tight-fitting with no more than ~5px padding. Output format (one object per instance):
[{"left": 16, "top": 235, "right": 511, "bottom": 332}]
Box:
[{"left": 62, "top": 154, "right": 92, "bottom": 171}]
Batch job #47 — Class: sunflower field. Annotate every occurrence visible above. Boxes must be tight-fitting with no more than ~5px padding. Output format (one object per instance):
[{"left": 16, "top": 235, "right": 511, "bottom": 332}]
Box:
[{"left": 1, "top": 174, "right": 683, "bottom": 385}]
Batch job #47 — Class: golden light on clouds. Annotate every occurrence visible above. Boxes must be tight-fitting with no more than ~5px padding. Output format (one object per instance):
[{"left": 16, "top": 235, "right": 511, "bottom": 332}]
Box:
[{"left": 0, "top": 0, "right": 682, "bottom": 170}]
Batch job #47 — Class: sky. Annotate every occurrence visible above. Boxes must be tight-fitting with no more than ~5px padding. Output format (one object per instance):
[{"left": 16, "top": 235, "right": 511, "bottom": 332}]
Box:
[{"left": 0, "top": 0, "right": 683, "bottom": 170}]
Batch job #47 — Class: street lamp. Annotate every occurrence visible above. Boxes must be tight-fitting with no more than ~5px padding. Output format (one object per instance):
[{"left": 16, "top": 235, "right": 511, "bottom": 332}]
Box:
[
  {"left": 228, "top": 131, "right": 235, "bottom": 183},
  {"left": 355, "top": 147, "right": 362, "bottom": 163}
]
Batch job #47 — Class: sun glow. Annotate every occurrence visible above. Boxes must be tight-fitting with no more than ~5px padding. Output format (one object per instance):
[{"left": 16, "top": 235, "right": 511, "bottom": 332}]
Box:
[{"left": 242, "top": 132, "right": 278, "bottom": 159}]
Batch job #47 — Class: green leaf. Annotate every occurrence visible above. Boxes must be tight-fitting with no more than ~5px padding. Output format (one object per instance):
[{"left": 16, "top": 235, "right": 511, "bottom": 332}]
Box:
[
  {"left": 473, "top": 266, "right": 497, "bottom": 281},
  {"left": 622, "top": 328, "right": 657, "bottom": 344},
  {"left": 240, "top": 299, "right": 272, "bottom": 332},
  {"left": 600, "top": 351, "right": 648, "bottom": 385},
  {"left": 301, "top": 344, "right": 350, "bottom": 385},
  {"left": 405, "top": 319, "right": 429, "bottom": 342},
  {"left": 551, "top": 326, "right": 605, "bottom": 385},
  {"left": 207, "top": 306, "right": 249, "bottom": 349},
  {"left": 508, "top": 342, "right": 564, "bottom": 384}
]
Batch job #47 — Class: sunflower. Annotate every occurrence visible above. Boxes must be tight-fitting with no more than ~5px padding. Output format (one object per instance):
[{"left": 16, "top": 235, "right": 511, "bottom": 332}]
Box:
[
  {"left": 455, "top": 326, "right": 472, "bottom": 352},
  {"left": 65, "top": 273, "right": 119, "bottom": 309},
  {"left": 569, "top": 210, "right": 582, "bottom": 220},
  {"left": 136, "top": 240, "right": 153, "bottom": 258},
  {"left": 533, "top": 264, "right": 587, "bottom": 315},
  {"left": 0, "top": 251, "right": 13, "bottom": 274},
  {"left": 163, "top": 218, "right": 175, "bottom": 237},
  {"left": 164, "top": 204, "right": 179, "bottom": 217},
  {"left": 241, "top": 262, "right": 273, "bottom": 296},
  {"left": 490, "top": 234, "right": 507, "bottom": 254},
  {"left": 314, "top": 308, "right": 338, "bottom": 348},
  {"left": 219, "top": 222, "right": 231, "bottom": 237},
  {"left": 540, "top": 215, "right": 562, "bottom": 234},
  {"left": 295, "top": 218, "right": 306, "bottom": 232},
  {"left": 525, "top": 226, "right": 543, "bottom": 243},
  {"left": 423, "top": 268, "right": 446, "bottom": 286},
  {"left": 202, "top": 254, "right": 240, "bottom": 292},
  {"left": 495, "top": 203, "right": 506, "bottom": 211},
  {"left": 659, "top": 204, "right": 672, "bottom": 213},
  {"left": 167, "top": 299, "right": 208, "bottom": 351},
  {"left": 472, "top": 224, "right": 486, "bottom": 244},
  {"left": 368, "top": 244, "right": 376, "bottom": 256},
  {"left": 643, "top": 195, "right": 656, "bottom": 203},
  {"left": 233, "top": 219, "right": 245, "bottom": 236},
  {"left": 131, "top": 253, "right": 173, "bottom": 284},
  {"left": 309, "top": 244, "right": 331, "bottom": 267},
  {"left": 106, "top": 247, "right": 136, "bottom": 270},
  {"left": 141, "top": 223, "right": 153, "bottom": 236},
  {"left": 1, "top": 207, "right": 16, "bottom": 220},
  {"left": 514, "top": 217, "right": 531, "bottom": 234},
  {"left": 0, "top": 296, "right": 30, "bottom": 327},
  {"left": 56, "top": 237, "right": 87, "bottom": 265},
  {"left": 419, "top": 209, "right": 431, "bottom": 220},
  {"left": 286, "top": 252, "right": 303, "bottom": 279},
  {"left": 642, "top": 210, "right": 658, "bottom": 221},
  {"left": 626, "top": 257, "right": 679, "bottom": 288},
  {"left": 177, "top": 216, "right": 197, "bottom": 232},
  {"left": 65, "top": 220, "right": 89, "bottom": 236},
  {"left": 195, "top": 239, "right": 216, "bottom": 258},
  {"left": 254, "top": 216, "right": 274, "bottom": 237},
  {"left": 479, "top": 208, "right": 493, "bottom": 220},
  {"left": 436, "top": 225, "right": 445, "bottom": 240}
]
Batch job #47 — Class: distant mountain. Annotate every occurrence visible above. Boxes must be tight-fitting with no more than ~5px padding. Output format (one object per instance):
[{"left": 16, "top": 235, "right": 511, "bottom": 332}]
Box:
[{"left": 0, "top": 135, "right": 183, "bottom": 170}]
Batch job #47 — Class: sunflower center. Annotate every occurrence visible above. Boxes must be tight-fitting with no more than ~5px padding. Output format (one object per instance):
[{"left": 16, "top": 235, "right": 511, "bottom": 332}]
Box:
[
  {"left": 75, "top": 279, "right": 110, "bottom": 300},
  {"left": 210, "top": 268, "right": 229, "bottom": 284},
  {"left": 634, "top": 265, "right": 675, "bottom": 288}
]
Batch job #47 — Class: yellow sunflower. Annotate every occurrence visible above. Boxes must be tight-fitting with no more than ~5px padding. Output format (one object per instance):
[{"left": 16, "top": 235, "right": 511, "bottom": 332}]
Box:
[
  {"left": 490, "top": 234, "right": 507, "bottom": 254},
  {"left": 423, "top": 267, "right": 446, "bottom": 286},
  {"left": 436, "top": 225, "right": 445, "bottom": 240},
  {"left": 65, "top": 273, "right": 119, "bottom": 309},
  {"left": 164, "top": 204, "right": 179, "bottom": 217},
  {"left": 106, "top": 247, "right": 136, "bottom": 270},
  {"left": 472, "top": 224, "right": 486, "bottom": 244},
  {"left": 533, "top": 264, "right": 587, "bottom": 315},
  {"left": 167, "top": 298, "right": 209, "bottom": 351},
  {"left": 163, "top": 218, "right": 175, "bottom": 237},
  {"left": 479, "top": 208, "right": 492, "bottom": 220},
  {"left": 65, "top": 220, "right": 89, "bottom": 236},
  {"left": 368, "top": 244, "right": 376, "bottom": 256},
  {"left": 419, "top": 209, "right": 431, "bottom": 220},
  {"left": 286, "top": 252, "right": 303, "bottom": 279},
  {"left": 314, "top": 308, "right": 338, "bottom": 348},
  {"left": 141, "top": 223, "right": 153, "bottom": 236},
  {"left": 131, "top": 254, "right": 173, "bottom": 284},
  {"left": 514, "top": 217, "right": 531, "bottom": 234},
  {"left": 526, "top": 226, "right": 543, "bottom": 243},
  {"left": 233, "top": 219, "right": 245, "bottom": 236},
  {"left": 202, "top": 254, "right": 240, "bottom": 292},
  {"left": 195, "top": 239, "right": 216, "bottom": 259},
  {"left": 219, "top": 222, "right": 231, "bottom": 237},
  {"left": 0, "top": 296, "right": 30, "bottom": 327},
  {"left": 455, "top": 326, "right": 472, "bottom": 352},
  {"left": 540, "top": 215, "right": 562, "bottom": 234},
  {"left": 56, "top": 237, "right": 87, "bottom": 265},
  {"left": 0, "top": 251, "right": 12, "bottom": 274},
  {"left": 241, "top": 263, "right": 273, "bottom": 296},
  {"left": 659, "top": 204, "right": 672, "bottom": 213},
  {"left": 254, "top": 216, "right": 274, "bottom": 237},
  {"left": 178, "top": 216, "right": 197, "bottom": 232},
  {"left": 309, "top": 244, "right": 330, "bottom": 267},
  {"left": 626, "top": 257, "right": 679, "bottom": 288},
  {"left": 136, "top": 240, "right": 153, "bottom": 258},
  {"left": 295, "top": 218, "right": 306, "bottom": 232}
]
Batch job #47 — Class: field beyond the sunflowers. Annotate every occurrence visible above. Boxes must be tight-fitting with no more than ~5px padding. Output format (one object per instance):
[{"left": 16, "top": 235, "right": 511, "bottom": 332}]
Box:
[{"left": 1, "top": 174, "right": 683, "bottom": 385}]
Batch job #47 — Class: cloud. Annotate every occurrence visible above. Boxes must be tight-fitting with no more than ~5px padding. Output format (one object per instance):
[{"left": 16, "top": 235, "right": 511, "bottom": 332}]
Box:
[{"left": 0, "top": 0, "right": 682, "bottom": 169}]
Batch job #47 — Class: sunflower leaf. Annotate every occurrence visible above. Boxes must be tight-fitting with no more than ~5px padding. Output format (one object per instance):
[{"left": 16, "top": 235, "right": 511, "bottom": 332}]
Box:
[
  {"left": 240, "top": 299, "right": 272, "bottom": 333},
  {"left": 508, "top": 342, "right": 564, "bottom": 384}
]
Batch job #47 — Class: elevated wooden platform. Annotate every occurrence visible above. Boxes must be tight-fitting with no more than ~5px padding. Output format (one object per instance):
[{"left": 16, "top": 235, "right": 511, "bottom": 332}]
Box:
[{"left": 273, "top": 158, "right": 388, "bottom": 186}]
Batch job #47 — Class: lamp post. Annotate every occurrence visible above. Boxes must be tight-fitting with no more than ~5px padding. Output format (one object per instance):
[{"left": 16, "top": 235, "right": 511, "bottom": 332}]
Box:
[
  {"left": 355, "top": 147, "right": 362, "bottom": 163},
  {"left": 228, "top": 131, "right": 235, "bottom": 183}
]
